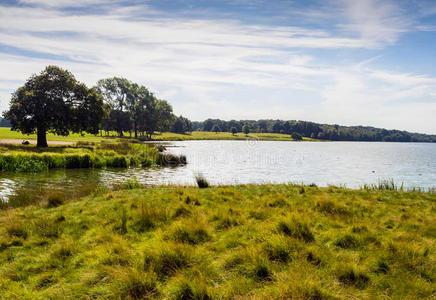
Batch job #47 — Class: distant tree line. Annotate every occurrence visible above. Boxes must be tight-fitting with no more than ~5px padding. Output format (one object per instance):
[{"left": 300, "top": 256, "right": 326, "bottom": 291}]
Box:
[
  {"left": 191, "top": 119, "right": 436, "bottom": 143},
  {"left": 3, "top": 66, "right": 435, "bottom": 146}
]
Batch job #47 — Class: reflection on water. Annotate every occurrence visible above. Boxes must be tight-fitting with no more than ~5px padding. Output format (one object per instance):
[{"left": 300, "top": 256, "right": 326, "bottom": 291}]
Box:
[{"left": 1, "top": 141, "right": 435, "bottom": 199}]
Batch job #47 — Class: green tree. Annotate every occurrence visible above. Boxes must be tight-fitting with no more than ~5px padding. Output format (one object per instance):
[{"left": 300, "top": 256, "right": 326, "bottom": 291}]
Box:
[
  {"left": 3, "top": 66, "right": 103, "bottom": 147},
  {"left": 242, "top": 124, "right": 249, "bottom": 135},
  {"left": 291, "top": 132, "right": 303, "bottom": 140},
  {"left": 230, "top": 127, "right": 237, "bottom": 135},
  {"left": 96, "top": 77, "right": 133, "bottom": 137},
  {"left": 211, "top": 125, "right": 221, "bottom": 133}
]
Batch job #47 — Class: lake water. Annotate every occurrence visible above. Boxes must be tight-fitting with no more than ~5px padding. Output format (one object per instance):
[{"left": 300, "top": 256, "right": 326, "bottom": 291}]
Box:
[{"left": 1, "top": 141, "right": 435, "bottom": 199}]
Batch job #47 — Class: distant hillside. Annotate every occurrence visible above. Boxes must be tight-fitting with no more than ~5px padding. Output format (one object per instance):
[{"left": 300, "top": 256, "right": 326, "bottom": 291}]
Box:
[{"left": 191, "top": 119, "right": 436, "bottom": 143}]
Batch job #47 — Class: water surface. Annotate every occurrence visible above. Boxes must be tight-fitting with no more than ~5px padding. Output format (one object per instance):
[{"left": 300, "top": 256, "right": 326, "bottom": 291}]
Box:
[{"left": 1, "top": 141, "right": 435, "bottom": 199}]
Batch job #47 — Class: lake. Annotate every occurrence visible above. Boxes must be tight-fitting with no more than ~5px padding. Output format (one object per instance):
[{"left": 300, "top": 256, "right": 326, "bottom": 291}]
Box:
[{"left": 1, "top": 141, "right": 435, "bottom": 199}]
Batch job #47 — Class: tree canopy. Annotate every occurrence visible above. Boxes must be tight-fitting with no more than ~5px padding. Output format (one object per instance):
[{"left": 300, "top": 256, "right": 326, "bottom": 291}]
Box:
[{"left": 3, "top": 66, "right": 103, "bottom": 147}]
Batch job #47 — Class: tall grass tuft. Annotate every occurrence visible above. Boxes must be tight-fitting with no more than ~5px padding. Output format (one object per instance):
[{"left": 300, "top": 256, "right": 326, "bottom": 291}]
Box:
[
  {"left": 277, "top": 215, "right": 315, "bottom": 242},
  {"left": 195, "top": 173, "right": 209, "bottom": 188},
  {"left": 144, "top": 243, "right": 193, "bottom": 277}
]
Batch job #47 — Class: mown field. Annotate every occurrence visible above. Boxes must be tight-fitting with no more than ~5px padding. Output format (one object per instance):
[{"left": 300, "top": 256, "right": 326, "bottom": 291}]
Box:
[
  {"left": 0, "top": 184, "right": 434, "bottom": 299},
  {"left": 0, "top": 127, "right": 316, "bottom": 143}
]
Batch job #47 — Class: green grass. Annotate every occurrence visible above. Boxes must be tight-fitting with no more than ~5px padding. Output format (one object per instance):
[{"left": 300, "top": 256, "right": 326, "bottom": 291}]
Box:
[
  {"left": 0, "top": 127, "right": 319, "bottom": 143},
  {"left": 0, "top": 127, "right": 108, "bottom": 143},
  {"left": 0, "top": 184, "right": 434, "bottom": 299}
]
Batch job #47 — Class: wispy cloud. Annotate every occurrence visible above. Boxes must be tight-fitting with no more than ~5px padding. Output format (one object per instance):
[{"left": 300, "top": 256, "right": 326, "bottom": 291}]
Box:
[{"left": 0, "top": 0, "right": 435, "bottom": 133}]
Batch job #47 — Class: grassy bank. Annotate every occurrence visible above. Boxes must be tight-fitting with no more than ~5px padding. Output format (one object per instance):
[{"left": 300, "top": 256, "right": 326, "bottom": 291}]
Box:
[
  {"left": 0, "top": 184, "right": 434, "bottom": 299},
  {"left": 0, "top": 142, "right": 186, "bottom": 172}
]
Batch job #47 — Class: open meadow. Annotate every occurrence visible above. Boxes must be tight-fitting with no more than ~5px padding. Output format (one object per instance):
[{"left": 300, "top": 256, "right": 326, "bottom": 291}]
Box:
[
  {"left": 0, "top": 127, "right": 315, "bottom": 144},
  {"left": 0, "top": 184, "right": 434, "bottom": 299}
]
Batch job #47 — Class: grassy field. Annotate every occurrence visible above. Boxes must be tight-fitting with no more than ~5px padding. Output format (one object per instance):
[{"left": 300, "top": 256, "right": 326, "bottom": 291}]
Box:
[
  {"left": 0, "top": 128, "right": 316, "bottom": 143},
  {"left": 0, "top": 184, "right": 434, "bottom": 299},
  {"left": 0, "top": 128, "right": 108, "bottom": 143}
]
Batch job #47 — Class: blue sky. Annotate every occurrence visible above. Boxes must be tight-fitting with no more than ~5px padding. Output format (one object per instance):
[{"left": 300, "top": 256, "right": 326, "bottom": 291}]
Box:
[{"left": 0, "top": 0, "right": 436, "bottom": 133}]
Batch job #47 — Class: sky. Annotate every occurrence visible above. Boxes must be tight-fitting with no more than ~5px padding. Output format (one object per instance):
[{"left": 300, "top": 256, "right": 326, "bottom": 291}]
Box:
[{"left": 0, "top": 0, "right": 436, "bottom": 134}]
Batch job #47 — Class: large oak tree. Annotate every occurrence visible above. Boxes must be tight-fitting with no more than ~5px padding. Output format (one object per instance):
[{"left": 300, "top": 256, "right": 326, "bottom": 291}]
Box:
[{"left": 3, "top": 66, "right": 103, "bottom": 147}]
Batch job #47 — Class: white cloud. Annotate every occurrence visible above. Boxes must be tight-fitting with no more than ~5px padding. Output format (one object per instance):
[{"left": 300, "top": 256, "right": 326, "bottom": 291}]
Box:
[
  {"left": 0, "top": 1, "right": 435, "bottom": 134},
  {"left": 338, "top": 0, "right": 410, "bottom": 46}
]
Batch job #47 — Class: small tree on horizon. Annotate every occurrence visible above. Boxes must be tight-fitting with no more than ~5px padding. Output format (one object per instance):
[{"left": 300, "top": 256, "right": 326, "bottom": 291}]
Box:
[
  {"left": 3, "top": 66, "right": 103, "bottom": 147},
  {"left": 242, "top": 124, "right": 249, "bottom": 135},
  {"left": 291, "top": 132, "right": 303, "bottom": 140},
  {"left": 230, "top": 127, "right": 237, "bottom": 135},
  {"left": 211, "top": 125, "right": 221, "bottom": 134}
]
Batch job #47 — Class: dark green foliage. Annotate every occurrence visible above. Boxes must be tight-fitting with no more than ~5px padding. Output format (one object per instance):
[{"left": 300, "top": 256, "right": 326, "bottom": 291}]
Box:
[
  {"left": 171, "top": 116, "right": 192, "bottom": 134},
  {"left": 3, "top": 66, "right": 103, "bottom": 147},
  {"left": 230, "top": 127, "right": 237, "bottom": 135}
]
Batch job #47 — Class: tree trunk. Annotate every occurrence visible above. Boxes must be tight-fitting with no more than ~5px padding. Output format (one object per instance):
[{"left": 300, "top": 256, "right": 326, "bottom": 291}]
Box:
[
  {"left": 37, "top": 128, "right": 48, "bottom": 148},
  {"left": 134, "top": 122, "right": 138, "bottom": 138}
]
